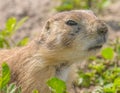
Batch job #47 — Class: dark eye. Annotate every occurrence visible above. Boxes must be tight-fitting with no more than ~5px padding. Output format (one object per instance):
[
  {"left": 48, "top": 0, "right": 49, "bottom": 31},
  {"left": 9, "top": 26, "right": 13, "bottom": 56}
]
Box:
[{"left": 66, "top": 20, "right": 78, "bottom": 26}]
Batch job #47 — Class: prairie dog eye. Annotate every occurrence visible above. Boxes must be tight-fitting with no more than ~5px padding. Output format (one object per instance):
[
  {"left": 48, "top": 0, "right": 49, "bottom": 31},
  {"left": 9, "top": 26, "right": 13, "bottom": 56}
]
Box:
[{"left": 66, "top": 20, "right": 78, "bottom": 26}]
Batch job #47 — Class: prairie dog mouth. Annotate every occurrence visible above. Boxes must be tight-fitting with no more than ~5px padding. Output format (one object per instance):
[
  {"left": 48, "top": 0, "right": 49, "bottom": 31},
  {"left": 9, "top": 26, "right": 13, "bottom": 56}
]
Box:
[{"left": 88, "top": 45, "right": 103, "bottom": 51}]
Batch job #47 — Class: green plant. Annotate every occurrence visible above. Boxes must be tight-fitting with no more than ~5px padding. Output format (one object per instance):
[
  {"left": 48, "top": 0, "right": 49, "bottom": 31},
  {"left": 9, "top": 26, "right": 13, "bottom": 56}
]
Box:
[
  {"left": 76, "top": 39, "right": 120, "bottom": 93},
  {"left": 0, "top": 62, "right": 21, "bottom": 93},
  {"left": 32, "top": 89, "right": 39, "bottom": 93},
  {"left": 56, "top": 0, "right": 89, "bottom": 11},
  {"left": 56, "top": 0, "right": 111, "bottom": 13},
  {"left": 95, "top": 0, "right": 111, "bottom": 12},
  {"left": 101, "top": 47, "right": 114, "bottom": 60},
  {"left": 0, "top": 17, "right": 29, "bottom": 48},
  {"left": 47, "top": 77, "right": 67, "bottom": 93},
  {"left": 0, "top": 62, "right": 10, "bottom": 91}
]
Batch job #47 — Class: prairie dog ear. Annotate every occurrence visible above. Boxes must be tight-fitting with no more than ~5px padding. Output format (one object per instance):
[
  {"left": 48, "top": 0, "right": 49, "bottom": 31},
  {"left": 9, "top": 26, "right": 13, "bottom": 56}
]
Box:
[
  {"left": 37, "top": 21, "right": 51, "bottom": 43},
  {"left": 44, "top": 21, "right": 50, "bottom": 30},
  {"left": 42, "top": 21, "right": 51, "bottom": 34}
]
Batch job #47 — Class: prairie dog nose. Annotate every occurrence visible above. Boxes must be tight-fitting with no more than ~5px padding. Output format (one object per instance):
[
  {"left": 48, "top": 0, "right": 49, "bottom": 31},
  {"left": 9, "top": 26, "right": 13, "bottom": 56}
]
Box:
[{"left": 97, "top": 21, "right": 108, "bottom": 35}]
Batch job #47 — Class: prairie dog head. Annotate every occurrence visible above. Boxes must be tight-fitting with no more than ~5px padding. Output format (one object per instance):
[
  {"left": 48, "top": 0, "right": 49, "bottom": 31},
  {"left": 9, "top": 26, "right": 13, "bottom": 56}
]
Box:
[{"left": 38, "top": 10, "right": 108, "bottom": 61}]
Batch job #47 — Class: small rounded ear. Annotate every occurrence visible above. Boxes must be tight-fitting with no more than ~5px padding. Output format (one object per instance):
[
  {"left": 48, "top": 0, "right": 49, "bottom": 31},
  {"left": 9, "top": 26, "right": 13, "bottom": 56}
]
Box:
[
  {"left": 44, "top": 21, "right": 51, "bottom": 33},
  {"left": 45, "top": 21, "right": 50, "bottom": 30},
  {"left": 37, "top": 21, "right": 51, "bottom": 44},
  {"left": 42, "top": 21, "right": 51, "bottom": 37}
]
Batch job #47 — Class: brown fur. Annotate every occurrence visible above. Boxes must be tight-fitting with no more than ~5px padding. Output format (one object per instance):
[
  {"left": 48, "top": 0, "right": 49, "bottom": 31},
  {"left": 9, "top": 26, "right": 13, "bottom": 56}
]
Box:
[{"left": 0, "top": 10, "right": 108, "bottom": 93}]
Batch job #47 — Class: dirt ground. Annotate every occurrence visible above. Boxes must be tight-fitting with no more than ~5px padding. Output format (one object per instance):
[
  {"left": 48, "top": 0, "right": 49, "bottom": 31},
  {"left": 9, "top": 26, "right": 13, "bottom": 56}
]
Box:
[{"left": 0, "top": 0, "right": 120, "bottom": 93}]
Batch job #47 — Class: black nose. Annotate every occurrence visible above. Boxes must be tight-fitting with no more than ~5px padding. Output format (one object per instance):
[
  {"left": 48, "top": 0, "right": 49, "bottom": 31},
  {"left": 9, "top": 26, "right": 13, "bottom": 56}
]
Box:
[{"left": 97, "top": 23, "right": 108, "bottom": 35}]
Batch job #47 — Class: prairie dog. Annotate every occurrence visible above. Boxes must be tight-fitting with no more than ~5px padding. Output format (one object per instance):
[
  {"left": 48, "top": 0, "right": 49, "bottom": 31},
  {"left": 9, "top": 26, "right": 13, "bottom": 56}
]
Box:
[{"left": 0, "top": 10, "right": 108, "bottom": 93}]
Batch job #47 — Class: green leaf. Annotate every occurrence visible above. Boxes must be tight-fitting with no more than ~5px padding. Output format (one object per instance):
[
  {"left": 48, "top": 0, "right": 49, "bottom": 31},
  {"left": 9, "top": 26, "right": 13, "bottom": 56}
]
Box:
[
  {"left": 3, "top": 39, "right": 10, "bottom": 48},
  {"left": 89, "top": 56, "right": 97, "bottom": 61},
  {"left": 102, "top": 0, "right": 111, "bottom": 8},
  {"left": 47, "top": 77, "right": 66, "bottom": 93},
  {"left": 0, "top": 38, "right": 4, "bottom": 48},
  {"left": 114, "top": 77, "right": 120, "bottom": 88},
  {"left": 6, "top": 17, "right": 16, "bottom": 34},
  {"left": 93, "top": 86, "right": 104, "bottom": 93},
  {"left": 56, "top": 4, "right": 73, "bottom": 11},
  {"left": 93, "top": 63, "right": 105, "bottom": 73},
  {"left": 7, "top": 83, "right": 17, "bottom": 93},
  {"left": 5, "top": 17, "right": 28, "bottom": 37},
  {"left": 17, "top": 37, "right": 29, "bottom": 46},
  {"left": 98, "top": 77, "right": 104, "bottom": 86},
  {"left": 0, "top": 62, "right": 11, "bottom": 90},
  {"left": 15, "top": 17, "right": 28, "bottom": 31},
  {"left": 78, "top": 71, "right": 91, "bottom": 87},
  {"left": 32, "top": 89, "right": 39, "bottom": 93},
  {"left": 101, "top": 47, "right": 114, "bottom": 60},
  {"left": 103, "top": 83, "right": 115, "bottom": 93},
  {"left": 16, "top": 87, "right": 22, "bottom": 93}
]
